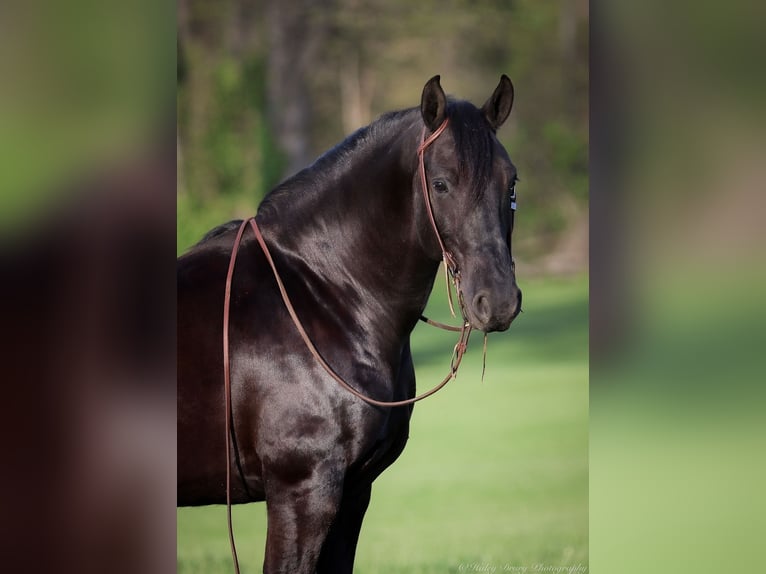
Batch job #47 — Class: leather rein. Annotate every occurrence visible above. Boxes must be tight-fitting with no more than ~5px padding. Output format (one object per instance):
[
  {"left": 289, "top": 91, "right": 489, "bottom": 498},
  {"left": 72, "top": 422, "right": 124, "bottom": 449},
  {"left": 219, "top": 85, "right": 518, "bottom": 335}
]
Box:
[{"left": 221, "top": 118, "right": 470, "bottom": 573}]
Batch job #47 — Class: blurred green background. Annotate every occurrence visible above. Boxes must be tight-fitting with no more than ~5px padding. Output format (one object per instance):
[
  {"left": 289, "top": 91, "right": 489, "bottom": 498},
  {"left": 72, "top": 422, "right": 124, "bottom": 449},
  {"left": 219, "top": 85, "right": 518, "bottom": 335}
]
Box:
[
  {"left": 590, "top": 1, "right": 766, "bottom": 572},
  {"left": 177, "top": 1, "right": 589, "bottom": 571}
]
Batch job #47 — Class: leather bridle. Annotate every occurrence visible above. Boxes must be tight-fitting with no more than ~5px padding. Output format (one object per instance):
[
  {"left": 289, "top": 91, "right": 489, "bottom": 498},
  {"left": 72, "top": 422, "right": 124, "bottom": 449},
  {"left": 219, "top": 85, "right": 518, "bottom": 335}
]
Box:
[{"left": 221, "top": 117, "right": 472, "bottom": 573}]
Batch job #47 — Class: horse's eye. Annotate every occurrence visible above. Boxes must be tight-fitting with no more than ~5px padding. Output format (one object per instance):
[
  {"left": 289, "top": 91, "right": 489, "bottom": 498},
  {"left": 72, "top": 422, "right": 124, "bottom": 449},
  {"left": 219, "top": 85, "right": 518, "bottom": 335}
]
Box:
[
  {"left": 432, "top": 180, "right": 448, "bottom": 194},
  {"left": 509, "top": 184, "right": 517, "bottom": 211}
]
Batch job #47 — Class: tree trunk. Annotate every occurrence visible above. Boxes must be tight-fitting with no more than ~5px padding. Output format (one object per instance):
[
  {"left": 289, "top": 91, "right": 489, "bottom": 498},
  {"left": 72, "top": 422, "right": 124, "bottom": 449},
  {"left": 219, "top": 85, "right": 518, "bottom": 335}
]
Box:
[{"left": 267, "top": 0, "right": 325, "bottom": 176}]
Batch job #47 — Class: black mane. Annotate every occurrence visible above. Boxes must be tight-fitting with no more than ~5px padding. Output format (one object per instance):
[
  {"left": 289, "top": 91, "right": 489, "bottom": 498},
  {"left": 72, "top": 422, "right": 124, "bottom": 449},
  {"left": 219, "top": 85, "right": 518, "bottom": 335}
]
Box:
[{"left": 197, "top": 220, "right": 243, "bottom": 245}]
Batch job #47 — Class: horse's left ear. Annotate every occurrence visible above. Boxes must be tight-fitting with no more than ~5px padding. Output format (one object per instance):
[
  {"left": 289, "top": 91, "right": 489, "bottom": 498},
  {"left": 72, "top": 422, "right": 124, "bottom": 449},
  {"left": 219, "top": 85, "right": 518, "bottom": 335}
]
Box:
[{"left": 482, "top": 74, "right": 514, "bottom": 131}]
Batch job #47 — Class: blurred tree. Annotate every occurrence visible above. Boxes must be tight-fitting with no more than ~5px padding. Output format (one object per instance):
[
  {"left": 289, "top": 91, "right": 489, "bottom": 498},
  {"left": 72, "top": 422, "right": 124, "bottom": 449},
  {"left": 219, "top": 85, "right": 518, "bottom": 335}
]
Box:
[{"left": 266, "top": 0, "right": 331, "bottom": 176}]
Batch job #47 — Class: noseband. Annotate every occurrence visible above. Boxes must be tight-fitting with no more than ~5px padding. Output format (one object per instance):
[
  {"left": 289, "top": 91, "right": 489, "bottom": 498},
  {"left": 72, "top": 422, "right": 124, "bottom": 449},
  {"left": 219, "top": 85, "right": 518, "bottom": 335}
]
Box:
[{"left": 221, "top": 117, "right": 472, "bottom": 573}]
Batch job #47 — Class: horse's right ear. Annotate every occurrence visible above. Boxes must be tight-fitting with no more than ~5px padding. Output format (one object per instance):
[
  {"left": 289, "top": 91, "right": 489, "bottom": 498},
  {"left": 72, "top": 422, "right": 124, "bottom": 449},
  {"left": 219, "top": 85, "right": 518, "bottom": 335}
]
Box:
[
  {"left": 421, "top": 75, "right": 447, "bottom": 131},
  {"left": 482, "top": 74, "right": 514, "bottom": 131}
]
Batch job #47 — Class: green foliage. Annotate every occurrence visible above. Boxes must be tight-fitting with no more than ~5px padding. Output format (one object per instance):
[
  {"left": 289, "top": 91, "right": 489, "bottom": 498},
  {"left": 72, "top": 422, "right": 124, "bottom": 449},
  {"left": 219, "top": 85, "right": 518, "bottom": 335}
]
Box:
[
  {"left": 179, "top": 49, "right": 284, "bottom": 205},
  {"left": 178, "top": 47, "right": 285, "bottom": 251},
  {"left": 543, "top": 120, "right": 589, "bottom": 202}
]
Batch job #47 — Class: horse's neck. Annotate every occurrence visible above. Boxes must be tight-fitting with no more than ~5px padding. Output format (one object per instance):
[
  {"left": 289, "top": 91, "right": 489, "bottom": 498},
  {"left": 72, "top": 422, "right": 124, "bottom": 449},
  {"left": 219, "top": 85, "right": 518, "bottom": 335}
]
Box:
[{"left": 260, "top": 120, "right": 440, "bottom": 340}]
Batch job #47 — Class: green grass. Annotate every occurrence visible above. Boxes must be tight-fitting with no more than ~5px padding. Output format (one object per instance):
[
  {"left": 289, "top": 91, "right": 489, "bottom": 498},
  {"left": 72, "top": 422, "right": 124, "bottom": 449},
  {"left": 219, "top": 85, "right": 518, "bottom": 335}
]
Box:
[{"left": 178, "top": 273, "right": 588, "bottom": 573}]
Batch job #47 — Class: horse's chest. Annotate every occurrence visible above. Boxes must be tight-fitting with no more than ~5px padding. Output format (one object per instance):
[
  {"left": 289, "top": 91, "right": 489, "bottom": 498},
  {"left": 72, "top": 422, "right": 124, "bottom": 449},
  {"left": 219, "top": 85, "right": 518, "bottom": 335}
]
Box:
[{"left": 349, "top": 403, "right": 412, "bottom": 484}]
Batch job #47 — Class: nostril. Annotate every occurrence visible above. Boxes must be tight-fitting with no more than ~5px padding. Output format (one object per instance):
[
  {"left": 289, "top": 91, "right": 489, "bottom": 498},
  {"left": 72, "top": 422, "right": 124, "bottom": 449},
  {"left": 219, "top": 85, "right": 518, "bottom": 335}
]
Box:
[{"left": 472, "top": 292, "right": 491, "bottom": 323}]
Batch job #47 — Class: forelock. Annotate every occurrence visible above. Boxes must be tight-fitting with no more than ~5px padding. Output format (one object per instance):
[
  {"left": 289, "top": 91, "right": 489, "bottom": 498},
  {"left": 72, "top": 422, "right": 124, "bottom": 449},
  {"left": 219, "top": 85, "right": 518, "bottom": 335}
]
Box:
[{"left": 446, "top": 100, "right": 494, "bottom": 198}]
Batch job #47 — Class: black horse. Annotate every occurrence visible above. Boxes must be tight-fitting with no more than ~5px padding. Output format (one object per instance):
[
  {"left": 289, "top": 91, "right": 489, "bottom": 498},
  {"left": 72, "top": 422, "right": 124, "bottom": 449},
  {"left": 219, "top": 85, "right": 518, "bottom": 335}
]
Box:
[{"left": 178, "top": 75, "right": 521, "bottom": 573}]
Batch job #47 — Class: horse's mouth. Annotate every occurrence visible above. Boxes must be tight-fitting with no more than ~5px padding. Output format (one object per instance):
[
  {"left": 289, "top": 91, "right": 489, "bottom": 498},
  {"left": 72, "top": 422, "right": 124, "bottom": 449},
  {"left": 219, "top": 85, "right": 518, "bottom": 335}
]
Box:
[{"left": 468, "top": 315, "right": 515, "bottom": 334}]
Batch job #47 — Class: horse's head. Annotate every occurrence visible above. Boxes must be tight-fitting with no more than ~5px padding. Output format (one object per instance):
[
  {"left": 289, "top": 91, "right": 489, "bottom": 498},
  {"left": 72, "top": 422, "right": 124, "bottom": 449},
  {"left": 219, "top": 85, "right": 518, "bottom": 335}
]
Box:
[{"left": 417, "top": 75, "right": 522, "bottom": 333}]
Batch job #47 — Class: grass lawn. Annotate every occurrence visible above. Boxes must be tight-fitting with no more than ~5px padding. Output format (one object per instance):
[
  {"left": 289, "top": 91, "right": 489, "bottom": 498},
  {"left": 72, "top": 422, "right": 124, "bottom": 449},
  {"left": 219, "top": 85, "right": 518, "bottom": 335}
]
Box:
[{"left": 178, "top": 273, "right": 588, "bottom": 573}]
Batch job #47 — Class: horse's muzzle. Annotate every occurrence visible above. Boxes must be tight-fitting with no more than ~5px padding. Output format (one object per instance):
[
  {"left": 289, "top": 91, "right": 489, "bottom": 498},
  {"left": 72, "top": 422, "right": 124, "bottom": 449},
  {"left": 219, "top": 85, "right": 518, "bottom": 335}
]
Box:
[{"left": 469, "top": 284, "right": 522, "bottom": 332}]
